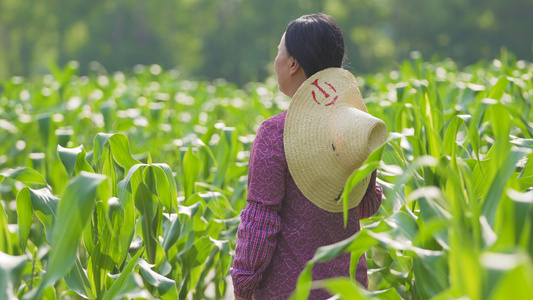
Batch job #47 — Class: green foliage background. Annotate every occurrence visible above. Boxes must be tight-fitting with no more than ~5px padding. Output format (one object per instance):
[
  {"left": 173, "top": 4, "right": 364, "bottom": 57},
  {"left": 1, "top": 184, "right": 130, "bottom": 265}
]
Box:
[
  {"left": 1, "top": 50, "right": 533, "bottom": 298},
  {"left": 1, "top": 0, "right": 533, "bottom": 298},
  {"left": 1, "top": 0, "right": 532, "bottom": 84}
]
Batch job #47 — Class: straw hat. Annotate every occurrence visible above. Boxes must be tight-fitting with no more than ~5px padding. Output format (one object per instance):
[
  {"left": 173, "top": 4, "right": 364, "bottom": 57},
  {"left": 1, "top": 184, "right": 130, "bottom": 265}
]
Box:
[{"left": 284, "top": 68, "right": 387, "bottom": 213}]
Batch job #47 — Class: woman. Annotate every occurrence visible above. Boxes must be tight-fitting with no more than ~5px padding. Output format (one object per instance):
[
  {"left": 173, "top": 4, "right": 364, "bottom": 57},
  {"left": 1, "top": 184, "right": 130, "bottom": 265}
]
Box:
[{"left": 231, "top": 13, "right": 386, "bottom": 300}]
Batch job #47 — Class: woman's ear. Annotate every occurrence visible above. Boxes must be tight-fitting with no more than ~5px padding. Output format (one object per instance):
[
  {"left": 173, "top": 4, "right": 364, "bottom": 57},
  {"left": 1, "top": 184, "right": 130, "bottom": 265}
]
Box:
[{"left": 288, "top": 57, "right": 300, "bottom": 77}]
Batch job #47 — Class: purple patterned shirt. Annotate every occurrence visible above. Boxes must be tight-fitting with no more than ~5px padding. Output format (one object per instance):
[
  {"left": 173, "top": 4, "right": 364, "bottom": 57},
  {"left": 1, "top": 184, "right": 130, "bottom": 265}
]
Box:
[{"left": 231, "top": 111, "right": 383, "bottom": 299}]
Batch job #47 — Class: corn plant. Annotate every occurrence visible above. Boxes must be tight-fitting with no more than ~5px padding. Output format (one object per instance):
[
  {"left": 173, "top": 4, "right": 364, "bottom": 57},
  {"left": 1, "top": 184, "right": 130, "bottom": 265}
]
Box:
[{"left": 1, "top": 51, "right": 532, "bottom": 299}]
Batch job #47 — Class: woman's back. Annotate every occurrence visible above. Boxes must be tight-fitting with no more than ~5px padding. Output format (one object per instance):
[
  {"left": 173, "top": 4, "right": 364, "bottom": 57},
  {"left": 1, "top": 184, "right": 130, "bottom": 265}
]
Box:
[{"left": 233, "top": 111, "right": 382, "bottom": 299}]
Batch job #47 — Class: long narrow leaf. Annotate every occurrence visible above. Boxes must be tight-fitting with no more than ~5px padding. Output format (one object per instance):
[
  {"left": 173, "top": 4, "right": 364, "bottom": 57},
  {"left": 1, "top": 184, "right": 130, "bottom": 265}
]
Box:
[
  {"left": 39, "top": 172, "right": 107, "bottom": 290},
  {"left": 103, "top": 248, "right": 145, "bottom": 300}
]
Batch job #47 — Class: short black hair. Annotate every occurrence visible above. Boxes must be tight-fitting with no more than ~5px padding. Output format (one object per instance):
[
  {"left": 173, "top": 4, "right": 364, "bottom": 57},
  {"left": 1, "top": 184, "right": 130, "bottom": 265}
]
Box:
[{"left": 285, "top": 13, "right": 346, "bottom": 78}]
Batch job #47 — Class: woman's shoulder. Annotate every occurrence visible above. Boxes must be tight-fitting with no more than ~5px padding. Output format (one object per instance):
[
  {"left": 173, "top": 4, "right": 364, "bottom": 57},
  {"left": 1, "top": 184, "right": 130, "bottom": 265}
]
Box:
[
  {"left": 254, "top": 111, "right": 287, "bottom": 145},
  {"left": 260, "top": 111, "right": 287, "bottom": 132}
]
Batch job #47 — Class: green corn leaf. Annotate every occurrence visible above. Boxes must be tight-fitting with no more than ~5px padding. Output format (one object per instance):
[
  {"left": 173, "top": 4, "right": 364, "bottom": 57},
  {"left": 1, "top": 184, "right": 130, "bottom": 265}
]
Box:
[
  {"left": 63, "top": 257, "right": 93, "bottom": 299},
  {"left": 343, "top": 144, "right": 386, "bottom": 227},
  {"left": 57, "top": 145, "right": 94, "bottom": 178},
  {"left": 443, "top": 116, "right": 464, "bottom": 156},
  {"left": 47, "top": 159, "right": 69, "bottom": 194},
  {"left": 387, "top": 156, "right": 439, "bottom": 213},
  {"left": 189, "top": 235, "right": 213, "bottom": 266},
  {"left": 57, "top": 145, "right": 80, "bottom": 178},
  {"left": 210, "top": 236, "right": 231, "bottom": 277},
  {"left": 367, "top": 288, "right": 403, "bottom": 300},
  {"left": 44, "top": 285, "right": 57, "bottom": 300},
  {"left": 319, "top": 277, "right": 371, "bottom": 300},
  {"left": 162, "top": 216, "right": 181, "bottom": 254},
  {"left": 139, "top": 167, "right": 166, "bottom": 269},
  {"left": 409, "top": 187, "right": 451, "bottom": 249},
  {"left": 93, "top": 134, "right": 120, "bottom": 199},
  {"left": 37, "top": 113, "right": 51, "bottom": 152},
  {"left": 151, "top": 165, "right": 172, "bottom": 213},
  {"left": 487, "top": 76, "right": 510, "bottom": 100},
  {"left": 449, "top": 226, "right": 481, "bottom": 299},
  {"left": 172, "top": 203, "right": 204, "bottom": 259},
  {"left": 420, "top": 86, "right": 444, "bottom": 158},
  {"left": 105, "top": 273, "right": 146, "bottom": 300},
  {"left": 117, "top": 163, "right": 146, "bottom": 264},
  {"left": 443, "top": 115, "right": 467, "bottom": 171},
  {"left": 183, "top": 146, "right": 201, "bottom": 200},
  {"left": 194, "top": 247, "right": 219, "bottom": 293},
  {"left": 315, "top": 229, "right": 379, "bottom": 265},
  {"left": 517, "top": 152, "right": 533, "bottom": 190},
  {"left": 103, "top": 248, "right": 145, "bottom": 300},
  {"left": 409, "top": 187, "right": 451, "bottom": 222},
  {"left": 87, "top": 242, "right": 115, "bottom": 298},
  {"left": 489, "top": 103, "right": 512, "bottom": 157},
  {"left": 134, "top": 179, "right": 159, "bottom": 264},
  {"left": 109, "top": 134, "right": 141, "bottom": 170},
  {"left": 396, "top": 82, "right": 409, "bottom": 103},
  {"left": 289, "top": 264, "right": 313, "bottom": 300},
  {"left": 38, "top": 172, "right": 107, "bottom": 292},
  {"left": 93, "top": 133, "right": 112, "bottom": 172},
  {"left": 0, "top": 203, "right": 11, "bottom": 254},
  {"left": 481, "top": 251, "right": 533, "bottom": 300},
  {"left": 153, "top": 163, "right": 178, "bottom": 212},
  {"left": 16, "top": 188, "right": 33, "bottom": 250},
  {"left": 183, "top": 236, "right": 213, "bottom": 290},
  {"left": 138, "top": 259, "right": 178, "bottom": 299},
  {"left": 291, "top": 229, "right": 379, "bottom": 299},
  {"left": 506, "top": 189, "right": 533, "bottom": 246},
  {"left": 213, "top": 127, "right": 237, "bottom": 188},
  {"left": 412, "top": 249, "right": 448, "bottom": 299},
  {"left": 105, "top": 197, "right": 126, "bottom": 261},
  {"left": 101, "top": 101, "right": 115, "bottom": 132},
  {"left": 0, "top": 167, "right": 48, "bottom": 187},
  {"left": 468, "top": 99, "right": 489, "bottom": 164},
  {"left": 482, "top": 150, "right": 525, "bottom": 226},
  {"left": 0, "top": 251, "right": 28, "bottom": 300},
  {"left": 488, "top": 260, "right": 533, "bottom": 300},
  {"left": 87, "top": 198, "right": 125, "bottom": 298},
  {"left": 196, "top": 191, "right": 234, "bottom": 219},
  {"left": 16, "top": 187, "right": 58, "bottom": 244},
  {"left": 510, "top": 138, "right": 533, "bottom": 149},
  {"left": 385, "top": 210, "right": 419, "bottom": 241}
]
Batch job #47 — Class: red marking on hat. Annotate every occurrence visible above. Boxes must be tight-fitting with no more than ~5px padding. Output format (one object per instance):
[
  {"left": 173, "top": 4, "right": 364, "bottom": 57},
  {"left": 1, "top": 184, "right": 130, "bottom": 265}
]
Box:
[
  {"left": 312, "top": 91, "right": 321, "bottom": 105},
  {"left": 325, "top": 81, "right": 336, "bottom": 92},
  {"left": 311, "top": 78, "right": 338, "bottom": 106},
  {"left": 312, "top": 79, "right": 330, "bottom": 98},
  {"left": 325, "top": 96, "right": 338, "bottom": 106}
]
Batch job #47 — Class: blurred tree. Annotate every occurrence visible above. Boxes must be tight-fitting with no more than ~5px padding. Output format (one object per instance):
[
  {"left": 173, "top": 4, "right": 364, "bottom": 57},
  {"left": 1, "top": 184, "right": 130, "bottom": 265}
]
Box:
[
  {"left": 198, "top": 0, "right": 324, "bottom": 83},
  {"left": 388, "top": 0, "right": 533, "bottom": 65},
  {"left": 0, "top": 0, "right": 531, "bottom": 84}
]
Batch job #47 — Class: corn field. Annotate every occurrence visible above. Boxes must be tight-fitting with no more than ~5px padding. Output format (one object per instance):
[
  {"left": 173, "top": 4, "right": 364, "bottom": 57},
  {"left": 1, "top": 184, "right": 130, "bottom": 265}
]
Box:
[{"left": 1, "top": 51, "right": 532, "bottom": 299}]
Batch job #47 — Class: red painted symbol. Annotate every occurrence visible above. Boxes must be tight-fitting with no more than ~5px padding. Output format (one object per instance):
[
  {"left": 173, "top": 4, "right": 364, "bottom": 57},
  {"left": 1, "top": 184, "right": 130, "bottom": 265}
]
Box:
[{"left": 311, "top": 79, "right": 338, "bottom": 106}]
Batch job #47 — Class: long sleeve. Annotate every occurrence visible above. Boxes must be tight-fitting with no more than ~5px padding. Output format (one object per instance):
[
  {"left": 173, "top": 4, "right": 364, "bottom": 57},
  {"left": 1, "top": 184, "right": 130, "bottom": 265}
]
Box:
[
  {"left": 231, "top": 115, "right": 286, "bottom": 298},
  {"left": 231, "top": 202, "right": 281, "bottom": 298},
  {"left": 358, "top": 170, "right": 383, "bottom": 219}
]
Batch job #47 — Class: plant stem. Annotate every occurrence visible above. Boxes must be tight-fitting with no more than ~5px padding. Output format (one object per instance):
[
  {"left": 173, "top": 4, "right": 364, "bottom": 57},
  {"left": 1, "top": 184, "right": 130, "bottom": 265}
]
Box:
[{"left": 29, "top": 248, "right": 37, "bottom": 291}]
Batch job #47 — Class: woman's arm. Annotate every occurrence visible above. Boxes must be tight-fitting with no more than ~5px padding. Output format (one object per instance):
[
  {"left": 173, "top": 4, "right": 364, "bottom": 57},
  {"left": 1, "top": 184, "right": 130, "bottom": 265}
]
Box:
[
  {"left": 230, "top": 115, "right": 287, "bottom": 298},
  {"left": 358, "top": 170, "right": 383, "bottom": 219},
  {"left": 231, "top": 201, "right": 281, "bottom": 298}
]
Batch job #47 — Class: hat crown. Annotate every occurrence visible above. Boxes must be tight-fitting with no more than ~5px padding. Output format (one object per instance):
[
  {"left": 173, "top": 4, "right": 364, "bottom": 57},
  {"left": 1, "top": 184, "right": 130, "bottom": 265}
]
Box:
[{"left": 331, "top": 105, "right": 387, "bottom": 173}]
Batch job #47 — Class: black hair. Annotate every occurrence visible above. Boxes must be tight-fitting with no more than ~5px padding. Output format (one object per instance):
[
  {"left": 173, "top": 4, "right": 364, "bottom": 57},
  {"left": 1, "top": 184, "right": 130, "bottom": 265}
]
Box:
[{"left": 285, "top": 13, "right": 346, "bottom": 78}]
